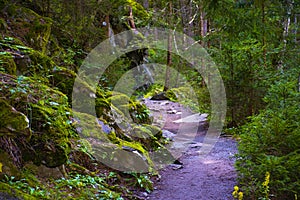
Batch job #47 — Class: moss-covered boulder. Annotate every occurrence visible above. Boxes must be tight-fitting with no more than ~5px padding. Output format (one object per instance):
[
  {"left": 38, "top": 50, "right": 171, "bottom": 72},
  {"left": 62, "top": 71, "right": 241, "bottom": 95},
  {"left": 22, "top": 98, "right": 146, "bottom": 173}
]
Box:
[
  {"left": 0, "top": 73, "right": 74, "bottom": 168},
  {"left": 109, "top": 92, "right": 152, "bottom": 124},
  {"left": 0, "top": 99, "right": 30, "bottom": 137},
  {"left": 50, "top": 66, "right": 77, "bottom": 102},
  {"left": 72, "top": 111, "right": 113, "bottom": 142},
  {"left": 131, "top": 124, "right": 162, "bottom": 150},
  {"left": 1, "top": 4, "right": 52, "bottom": 54},
  {"left": 72, "top": 111, "right": 155, "bottom": 172},
  {"left": 0, "top": 37, "right": 73, "bottom": 87}
]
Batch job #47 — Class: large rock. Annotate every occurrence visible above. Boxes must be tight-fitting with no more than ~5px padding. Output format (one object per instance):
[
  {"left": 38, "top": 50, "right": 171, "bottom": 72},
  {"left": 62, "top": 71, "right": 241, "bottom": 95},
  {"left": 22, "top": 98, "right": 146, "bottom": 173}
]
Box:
[
  {"left": 150, "top": 92, "right": 170, "bottom": 101},
  {"left": 0, "top": 73, "right": 72, "bottom": 168},
  {"left": 0, "top": 99, "right": 30, "bottom": 137}
]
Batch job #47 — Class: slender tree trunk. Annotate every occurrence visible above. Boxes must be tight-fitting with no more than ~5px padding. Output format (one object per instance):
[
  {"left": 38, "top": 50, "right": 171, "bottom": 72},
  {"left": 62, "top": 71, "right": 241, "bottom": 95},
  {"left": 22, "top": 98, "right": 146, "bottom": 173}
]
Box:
[
  {"left": 164, "top": 2, "right": 172, "bottom": 91},
  {"left": 187, "top": 0, "right": 194, "bottom": 37},
  {"left": 283, "top": 0, "right": 293, "bottom": 47},
  {"left": 279, "top": 0, "right": 294, "bottom": 70},
  {"left": 199, "top": 5, "right": 208, "bottom": 86},
  {"left": 293, "top": 14, "right": 298, "bottom": 44},
  {"left": 105, "top": 15, "right": 110, "bottom": 37},
  {"left": 179, "top": 0, "right": 187, "bottom": 35},
  {"left": 128, "top": 6, "right": 136, "bottom": 30},
  {"left": 200, "top": 6, "right": 208, "bottom": 47},
  {"left": 261, "top": 0, "right": 267, "bottom": 67}
]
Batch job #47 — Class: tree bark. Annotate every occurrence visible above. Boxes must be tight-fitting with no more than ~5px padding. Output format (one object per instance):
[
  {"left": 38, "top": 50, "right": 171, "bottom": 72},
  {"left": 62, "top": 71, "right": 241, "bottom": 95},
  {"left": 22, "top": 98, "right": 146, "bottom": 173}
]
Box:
[
  {"left": 199, "top": 5, "right": 208, "bottom": 86},
  {"left": 164, "top": 2, "right": 172, "bottom": 91},
  {"left": 200, "top": 6, "right": 208, "bottom": 47},
  {"left": 128, "top": 6, "right": 136, "bottom": 30}
]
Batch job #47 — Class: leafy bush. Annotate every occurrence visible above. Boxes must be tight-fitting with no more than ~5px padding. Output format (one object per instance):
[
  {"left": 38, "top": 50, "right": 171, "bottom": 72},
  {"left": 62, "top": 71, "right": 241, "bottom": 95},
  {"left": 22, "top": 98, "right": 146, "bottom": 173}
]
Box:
[{"left": 235, "top": 79, "right": 300, "bottom": 199}]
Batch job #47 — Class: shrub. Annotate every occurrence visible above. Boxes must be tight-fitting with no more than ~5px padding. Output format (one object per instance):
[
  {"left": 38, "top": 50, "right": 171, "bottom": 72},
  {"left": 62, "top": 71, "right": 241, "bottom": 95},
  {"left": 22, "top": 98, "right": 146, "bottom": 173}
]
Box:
[{"left": 235, "top": 80, "right": 300, "bottom": 199}]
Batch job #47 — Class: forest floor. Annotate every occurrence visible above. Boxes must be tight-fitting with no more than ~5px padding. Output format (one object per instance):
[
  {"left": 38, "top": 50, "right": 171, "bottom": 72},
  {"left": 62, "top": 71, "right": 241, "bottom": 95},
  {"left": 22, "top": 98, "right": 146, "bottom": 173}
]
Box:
[{"left": 142, "top": 99, "right": 238, "bottom": 200}]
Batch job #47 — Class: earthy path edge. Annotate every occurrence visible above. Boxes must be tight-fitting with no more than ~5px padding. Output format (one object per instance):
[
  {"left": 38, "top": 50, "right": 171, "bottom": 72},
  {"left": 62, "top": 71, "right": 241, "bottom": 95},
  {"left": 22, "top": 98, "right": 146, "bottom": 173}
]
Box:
[{"left": 143, "top": 99, "right": 238, "bottom": 200}]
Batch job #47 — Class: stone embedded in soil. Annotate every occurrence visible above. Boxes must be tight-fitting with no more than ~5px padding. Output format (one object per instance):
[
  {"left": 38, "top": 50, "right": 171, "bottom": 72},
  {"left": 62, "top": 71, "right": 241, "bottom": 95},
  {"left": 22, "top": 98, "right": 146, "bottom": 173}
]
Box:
[
  {"left": 173, "top": 113, "right": 208, "bottom": 123},
  {"left": 150, "top": 92, "right": 170, "bottom": 100},
  {"left": 162, "top": 130, "right": 176, "bottom": 141}
]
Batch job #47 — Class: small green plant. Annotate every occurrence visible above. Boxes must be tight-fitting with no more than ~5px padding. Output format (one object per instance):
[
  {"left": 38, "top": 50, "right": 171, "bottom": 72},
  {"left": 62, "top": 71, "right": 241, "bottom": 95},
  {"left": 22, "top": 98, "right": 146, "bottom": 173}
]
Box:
[
  {"left": 126, "top": 173, "right": 153, "bottom": 193},
  {"left": 135, "top": 107, "right": 150, "bottom": 121},
  {"left": 54, "top": 173, "right": 123, "bottom": 199},
  {"left": 3, "top": 175, "right": 50, "bottom": 198}
]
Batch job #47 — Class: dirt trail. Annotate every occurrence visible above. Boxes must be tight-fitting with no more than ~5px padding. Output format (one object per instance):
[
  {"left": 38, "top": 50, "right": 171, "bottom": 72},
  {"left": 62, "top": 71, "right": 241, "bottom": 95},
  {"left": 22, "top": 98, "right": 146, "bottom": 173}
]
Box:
[{"left": 143, "top": 99, "right": 238, "bottom": 200}]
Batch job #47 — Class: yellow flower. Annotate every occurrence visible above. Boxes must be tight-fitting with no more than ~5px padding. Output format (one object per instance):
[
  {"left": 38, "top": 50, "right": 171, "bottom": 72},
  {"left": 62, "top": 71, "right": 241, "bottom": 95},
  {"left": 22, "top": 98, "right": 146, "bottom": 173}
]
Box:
[
  {"left": 232, "top": 186, "right": 243, "bottom": 199},
  {"left": 238, "top": 191, "right": 243, "bottom": 200},
  {"left": 232, "top": 186, "right": 239, "bottom": 198},
  {"left": 0, "top": 162, "right": 2, "bottom": 173},
  {"left": 262, "top": 172, "right": 270, "bottom": 187},
  {"left": 234, "top": 186, "right": 239, "bottom": 191},
  {"left": 232, "top": 191, "right": 238, "bottom": 198}
]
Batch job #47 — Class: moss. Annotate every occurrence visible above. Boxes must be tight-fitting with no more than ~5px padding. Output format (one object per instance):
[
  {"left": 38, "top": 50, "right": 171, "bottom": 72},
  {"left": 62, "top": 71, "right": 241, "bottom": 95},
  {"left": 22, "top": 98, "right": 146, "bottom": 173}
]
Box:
[
  {"left": 12, "top": 6, "right": 53, "bottom": 54},
  {"left": 26, "top": 50, "right": 55, "bottom": 74},
  {"left": 0, "top": 52, "right": 17, "bottom": 75},
  {"left": 166, "top": 89, "right": 178, "bottom": 101},
  {"left": 95, "top": 98, "right": 112, "bottom": 119},
  {"left": 109, "top": 92, "right": 131, "bottom": 118},
  {"left": 0, "top": 17, "right": 8, "bottom": 32},
  {"left": 110, "top": 0, "right": 150, "bottom": 31},
  {"left": 109, "top": 92, "right": 151, "bottom": 124},
  {"left": 0, "top": 182, "right": 37, "bottom": 200},
  {"left": 118, "top": 139, "right": 155, "bottom": 173},
  {"left": 130, "top": 124, "right": 161, "bottom": 150},
  {"left": 169, "top": 86, "right": 210, "bottom": 113},
  {"left": 0, "top": 151, "right": 21, "bottom": 179},
  {"left": 0, "top": 99, "right": 30, "bottom": 137},
  {"left": 0, "top": 73, "right": 73, "bottom": 168},
  {"left": 0, "top": 36, "right": 56, "bottom": 77},
  {"left": 50, "top": 67, "right": 76, "bottom": 102},
  {"left": 72, "top": 111, "right": 111, "bottom": 143}
]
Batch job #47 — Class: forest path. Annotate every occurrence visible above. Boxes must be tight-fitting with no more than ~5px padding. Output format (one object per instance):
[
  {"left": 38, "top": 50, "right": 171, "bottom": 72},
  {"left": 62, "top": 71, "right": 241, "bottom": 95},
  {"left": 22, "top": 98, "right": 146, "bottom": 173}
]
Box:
[{"left": 143, "top": 99, "right": 238, "bottom": 200}]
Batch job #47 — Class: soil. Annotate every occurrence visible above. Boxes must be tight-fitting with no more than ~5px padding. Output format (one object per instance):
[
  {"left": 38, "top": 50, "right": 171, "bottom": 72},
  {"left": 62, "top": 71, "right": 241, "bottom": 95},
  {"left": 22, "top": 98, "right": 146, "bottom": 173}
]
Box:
[{"left": 142, "top": 99, "right": 238, "bottom": 200}]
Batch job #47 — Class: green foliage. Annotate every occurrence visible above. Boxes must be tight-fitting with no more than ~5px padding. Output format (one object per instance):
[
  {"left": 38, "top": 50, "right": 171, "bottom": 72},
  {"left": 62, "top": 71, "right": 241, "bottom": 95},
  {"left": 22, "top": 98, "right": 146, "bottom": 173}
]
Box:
[
  {"left": 1, "top": 173, "right": 124, "bottom": 200},
  {"left": 2, "top": 0, "right": 299, "bottom": 199},
  {"left": 54, "top": 174, "right": 123, "bottom": 199},
  {"left": 143, "top": 84, "right": 164, "bottom": 99},
  {"left": 125, "top": 172, "right": 153, "bottom": 193},
  {"left": 3, "top": 175, "right": 47, "bottom": 199},
  {"left": 0, "top": 73, "right": 75, "bottom": 167},
  {"left": 0, "top": 181, "right": 37, "bottom": 200},
  {"left": 168, "top": 86, "right": 211, "bottom": 113},
  {"left": 235, "top": 77, "right": 300, "bottom": 199}
]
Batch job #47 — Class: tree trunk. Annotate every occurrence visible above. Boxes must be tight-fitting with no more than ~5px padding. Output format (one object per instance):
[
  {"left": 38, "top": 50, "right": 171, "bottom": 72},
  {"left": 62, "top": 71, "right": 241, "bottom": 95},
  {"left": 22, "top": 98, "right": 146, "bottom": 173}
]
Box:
[
  {"left": 164, "top": 2, "right": 172, "bottom": 91},
  {"left": 279, "top": 0, "right": 294, "bottom": 70},
  {"left": 199, "top": 5, "right": 208, "bottom": 86},
  {"left": 200, "top": 6, "right": 208, "bottom": 47},
  {"left": 261, "top": 0, "right": 267, "bottom": 67},
  {"left": 128, "top": 6, "right": 136, "bottom": 30}
]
